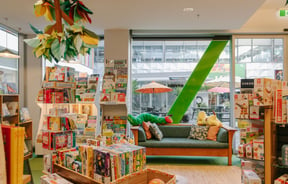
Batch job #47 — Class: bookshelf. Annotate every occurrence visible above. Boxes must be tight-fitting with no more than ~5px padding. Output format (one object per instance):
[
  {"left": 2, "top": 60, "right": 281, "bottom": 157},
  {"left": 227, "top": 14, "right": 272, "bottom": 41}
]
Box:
[
  {"left": 0, "top": 94, "right": 19, "bottom": 125},
  {"left": 19, "top": 120, "right": 33, "bottom": 160}
]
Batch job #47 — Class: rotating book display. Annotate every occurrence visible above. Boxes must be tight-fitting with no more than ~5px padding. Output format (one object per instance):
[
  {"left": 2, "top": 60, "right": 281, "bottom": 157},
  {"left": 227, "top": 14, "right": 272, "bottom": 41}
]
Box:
[{"left": 36, "top": 65, "right": 99, "bottom": 155}]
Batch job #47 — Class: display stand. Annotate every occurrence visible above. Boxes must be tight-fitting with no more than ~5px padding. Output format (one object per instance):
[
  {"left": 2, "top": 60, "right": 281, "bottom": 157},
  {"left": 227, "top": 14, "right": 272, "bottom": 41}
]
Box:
[
  {"left": 100, "top": 59, "right": 128, "bottom": 137},
  {"left": 36, "top": 68, "right": 100, "bottom": 155},
  {"left": 53, "top": 164, "right": 100, "bottom": 184}
]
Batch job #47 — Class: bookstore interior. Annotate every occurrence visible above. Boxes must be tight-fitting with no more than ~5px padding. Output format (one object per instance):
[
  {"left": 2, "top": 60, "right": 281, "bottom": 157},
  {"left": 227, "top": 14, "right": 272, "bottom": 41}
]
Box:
[{"left": 2, "top": 0, "right": 288, "bottom": 184}]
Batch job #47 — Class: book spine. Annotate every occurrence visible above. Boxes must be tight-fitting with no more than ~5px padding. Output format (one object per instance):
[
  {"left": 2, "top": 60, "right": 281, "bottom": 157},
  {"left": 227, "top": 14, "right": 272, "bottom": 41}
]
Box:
[
  {"left": 17, "top": 127, "right": 25, "bottom": 184},
  {"left": 1, "top": 125, "right": 9, "bottom": 184},
  {"left": 10, "top": 127, "right": 17, "bottom": 184}
]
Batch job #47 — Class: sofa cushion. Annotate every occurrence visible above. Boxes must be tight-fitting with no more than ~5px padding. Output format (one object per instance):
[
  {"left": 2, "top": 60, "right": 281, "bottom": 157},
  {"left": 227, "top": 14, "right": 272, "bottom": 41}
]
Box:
[
  {"left": 150, "top": 123, "right": 163, "bottom": 141},
  {"left": 217, "top": 128, "right": 228, "bottom": 143},
  {"left": 138, "top": 138, "right": 228, "bottom": 149},
  {"left": 188, "top": 125, "right": 209, "bottom": 140},
  {"left": 207, "top": 126, "right": 220, "bottom": 141},
  {"left": 142, "top": 121, "right": 152, "bottom": 139},
  {"left": 159, "top": 126, "right": 191, "bottom": 138},
  {"left": 138, "top": 126, "right": 147, "bottom": 142}
]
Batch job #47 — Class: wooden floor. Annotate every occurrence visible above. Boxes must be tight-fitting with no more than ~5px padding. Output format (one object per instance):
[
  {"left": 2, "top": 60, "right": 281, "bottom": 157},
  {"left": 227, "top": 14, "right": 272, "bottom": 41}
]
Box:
[{"left": 147, "top": 164, "right": 241, "bottom": 184}]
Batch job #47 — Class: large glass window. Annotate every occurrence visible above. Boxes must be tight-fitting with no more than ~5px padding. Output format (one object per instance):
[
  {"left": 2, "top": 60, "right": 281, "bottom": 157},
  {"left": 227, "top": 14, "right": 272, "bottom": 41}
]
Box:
[
  {"left": 234, "top": 36, "right": 284, "bottom": 151},
  {"left": 235, "top": 37, "right": 283, "bottom": 80},
  {"left": 132, "top": 39, "right": 231, "bottom": 125},
  {"left": 0, "top": 27, "right": 19, "bottom": 94}
]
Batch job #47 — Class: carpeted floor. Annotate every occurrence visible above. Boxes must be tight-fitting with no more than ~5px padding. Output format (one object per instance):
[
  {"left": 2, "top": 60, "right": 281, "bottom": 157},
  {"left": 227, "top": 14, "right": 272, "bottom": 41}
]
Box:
[{"left": 29, "top": 155, "right": 241, "bottom": 184}]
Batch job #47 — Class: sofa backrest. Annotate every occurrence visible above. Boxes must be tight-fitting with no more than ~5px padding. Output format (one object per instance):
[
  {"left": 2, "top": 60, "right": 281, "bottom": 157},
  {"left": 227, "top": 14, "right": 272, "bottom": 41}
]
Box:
[
  {"left": 159, "top": 125, "right": 191, "bottom": 138},
  {"left": 137, "top": 125, "right": 229, "bottom": 143},
  {"left": 217, "top": 127, "right": 228, "bottom": 143}
]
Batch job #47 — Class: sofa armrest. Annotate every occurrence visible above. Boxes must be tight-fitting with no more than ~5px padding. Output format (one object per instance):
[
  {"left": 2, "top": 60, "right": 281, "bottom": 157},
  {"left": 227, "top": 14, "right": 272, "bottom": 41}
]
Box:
[
  {"left": 221, "top": 125, "right": 237, "bottom": 166},
  {"left": 131, "top": 126, "right": 146, "bottom": 145},
  {"left": 131, "top": 126, "right": 139, "bottom": 145}
]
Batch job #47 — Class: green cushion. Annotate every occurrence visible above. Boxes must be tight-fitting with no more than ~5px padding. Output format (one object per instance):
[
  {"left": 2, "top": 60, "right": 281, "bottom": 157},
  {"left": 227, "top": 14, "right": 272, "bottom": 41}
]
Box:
[
  {"left": 159, "top": 126, "right": 191, "bottom": 138},
  {"left": 138, "top": 126, "right": 146, "bottom": 142},
  {"left": 139, "top": 138, "right": 228, "bottom": 148},
  {"left": 217, "top": 128, "right": 228, "bottom": 143}
]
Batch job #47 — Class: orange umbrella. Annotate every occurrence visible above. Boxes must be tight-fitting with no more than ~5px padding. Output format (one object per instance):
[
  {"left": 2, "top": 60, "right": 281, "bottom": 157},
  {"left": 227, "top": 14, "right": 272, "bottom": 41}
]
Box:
[{"left": 135, "top": 81, "right": 173, "bottom": 94}]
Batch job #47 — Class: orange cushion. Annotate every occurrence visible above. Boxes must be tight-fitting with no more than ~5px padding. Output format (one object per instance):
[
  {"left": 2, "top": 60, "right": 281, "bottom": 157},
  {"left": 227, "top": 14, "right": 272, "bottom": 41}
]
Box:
[
  {"left": 142, "top": 121, "right": 152, "bottom": 139},
  {"left": 207, "top": 126, "right": 220, "bottom": 141}
]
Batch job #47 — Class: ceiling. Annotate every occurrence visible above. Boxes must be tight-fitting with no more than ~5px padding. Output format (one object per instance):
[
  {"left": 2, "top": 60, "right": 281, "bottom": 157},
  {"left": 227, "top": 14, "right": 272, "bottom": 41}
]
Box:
[{"left": 0, "top": 0, "right": 287, "bottom": 35}]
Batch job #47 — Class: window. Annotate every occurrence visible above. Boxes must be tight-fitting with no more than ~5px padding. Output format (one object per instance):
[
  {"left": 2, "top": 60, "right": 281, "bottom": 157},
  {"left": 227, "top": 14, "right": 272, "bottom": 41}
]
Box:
[
  {"left": 132, "top": 39, "right": 231, "bottom": 125},
  {"left": 0, "top": 26, "right": 19, "bottom": 94}
]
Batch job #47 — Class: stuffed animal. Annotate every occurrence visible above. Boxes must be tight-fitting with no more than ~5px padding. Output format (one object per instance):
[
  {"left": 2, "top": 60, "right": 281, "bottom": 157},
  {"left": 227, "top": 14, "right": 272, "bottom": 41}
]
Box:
[
  {"left": 127, "top": 113, "right": 173, "bottom": 126},
  {"left": 206, "top": 114, "right": 222, "bottom": 127},
  {"left": 197, "top": 111, "right": 207, "bottom": 126},
  {"left": 197, "top": 111, "right": 222, "bottom": 127}
]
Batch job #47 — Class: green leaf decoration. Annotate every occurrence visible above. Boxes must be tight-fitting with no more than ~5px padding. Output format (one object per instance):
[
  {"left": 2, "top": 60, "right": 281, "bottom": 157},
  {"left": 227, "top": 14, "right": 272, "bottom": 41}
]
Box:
[
  {"left": 82, "top": 42, "right": 98, "bottom": 48},
  {"left": 286, "top": 0, "right": 288, "bottom": 5},
  {"left": 51, "top": 39, "right": 61, "bottom": 61},
  {"left": 83, "top": 28, "right": 99, "bottom": 39},
  {"left": 26, "top": 0, "right": 99, "bottom": 62},
  {"left": 29, "top": 24, "right": 43, "bottom": 34},
  {"left": 24, "top": 38, "right": 40, "bottom": 48},
  {"left": 60, "top": 40, "right": 66, "bottom": 57},
  {"left": 74, "top": 34, "right": 82, "bottom": 52}
]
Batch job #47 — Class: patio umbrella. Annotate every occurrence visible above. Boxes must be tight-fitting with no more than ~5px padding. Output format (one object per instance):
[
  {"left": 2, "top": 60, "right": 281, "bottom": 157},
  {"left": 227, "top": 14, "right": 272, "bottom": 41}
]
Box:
[
  {"left": 208, "top": 86, "right": 230, "bottom": 93},
  {"left": 135, "top": 81, "right": 173, "bottom": 94}
]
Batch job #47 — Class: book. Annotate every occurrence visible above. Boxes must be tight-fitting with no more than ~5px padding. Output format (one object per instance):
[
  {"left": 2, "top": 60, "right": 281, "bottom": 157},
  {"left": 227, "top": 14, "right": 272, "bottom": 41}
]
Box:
[
  {"left": 0, "top": 126, "right": 7, "bottom": 184},
  {"left": 1, "top": 125, "right": 25, "bottom": 184},
  {"left": 20, "top": 107, "right": 31, "bottom": 122},
  {"left": 2, "top": 103, "right": 10, "bottom": 116},
  {"left": 6, "top": 83, "right": 17, "bottom": 94},
  {"left": 6, "top": 102, "right": 19, "bottom": 116}
]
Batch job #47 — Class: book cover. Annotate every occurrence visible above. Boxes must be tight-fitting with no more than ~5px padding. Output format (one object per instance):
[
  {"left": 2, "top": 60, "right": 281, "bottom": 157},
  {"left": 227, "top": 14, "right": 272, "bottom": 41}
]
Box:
[
  {"left": 2, "top": 103, "right": 10, "bottom": 116},
  {"left": 94, "top": 148, "right": 107, "bottom": 177},
  {"left": 20, "top": 107, "right": 31, "bottom": 122}
]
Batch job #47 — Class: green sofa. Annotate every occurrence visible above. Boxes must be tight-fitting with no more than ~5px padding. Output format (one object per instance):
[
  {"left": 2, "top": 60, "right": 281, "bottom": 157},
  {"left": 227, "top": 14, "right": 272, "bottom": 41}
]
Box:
[{"left": 131, "top": 124, "right": 236, "bottom": 166}]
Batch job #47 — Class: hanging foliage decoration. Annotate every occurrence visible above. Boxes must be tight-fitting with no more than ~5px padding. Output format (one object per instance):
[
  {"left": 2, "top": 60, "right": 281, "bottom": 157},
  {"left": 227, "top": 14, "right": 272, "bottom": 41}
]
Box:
[{"left": 25, "top": 0, "right": 99, "bottom": 63}]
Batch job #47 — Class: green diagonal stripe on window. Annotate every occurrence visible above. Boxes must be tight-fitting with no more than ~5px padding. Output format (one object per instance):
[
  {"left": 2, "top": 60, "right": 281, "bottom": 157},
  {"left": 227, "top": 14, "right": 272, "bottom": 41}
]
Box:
[{"left": 168, "top": 40, "right": 228, "bottom": 123}]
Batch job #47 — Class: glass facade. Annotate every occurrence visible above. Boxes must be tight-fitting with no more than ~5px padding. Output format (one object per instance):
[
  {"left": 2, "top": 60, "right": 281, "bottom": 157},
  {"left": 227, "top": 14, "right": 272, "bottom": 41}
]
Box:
[
  {"left": 131, "top": 37, "right": 284, "bottom": 127},
  {"left": 132, "top": 39, "right": 231, "bottom": 124},
  {"left": 0, "top": 27, "right": 19, "bottom": 94}
]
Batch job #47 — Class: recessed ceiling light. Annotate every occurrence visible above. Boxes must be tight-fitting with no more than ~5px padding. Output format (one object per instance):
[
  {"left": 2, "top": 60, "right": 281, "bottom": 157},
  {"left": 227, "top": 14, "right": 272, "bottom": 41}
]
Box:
[{"left": 183, "top": 8, "right": 194, "bottom": 12}]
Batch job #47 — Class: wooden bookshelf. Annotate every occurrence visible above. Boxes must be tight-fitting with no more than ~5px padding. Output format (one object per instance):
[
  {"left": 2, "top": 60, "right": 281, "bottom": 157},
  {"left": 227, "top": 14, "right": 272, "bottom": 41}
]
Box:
[
  {"left": 19, "top": 119, "right": 33, "bottom": 160},
  {"left": 0, "top": 94, "right": 19, "bottom": 125},
  {"left": 24, "top": 152, "right": 33, "bottom": 160}
]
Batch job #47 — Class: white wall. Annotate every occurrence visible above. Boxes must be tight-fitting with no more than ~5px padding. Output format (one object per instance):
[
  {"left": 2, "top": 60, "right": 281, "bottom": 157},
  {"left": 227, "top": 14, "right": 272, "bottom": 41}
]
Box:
[
  {"left": 104, "top": 29, "right": 131, "bottom": 112},
  {"left": 24, "top": 34, "right": 42, "bottom": 145}
]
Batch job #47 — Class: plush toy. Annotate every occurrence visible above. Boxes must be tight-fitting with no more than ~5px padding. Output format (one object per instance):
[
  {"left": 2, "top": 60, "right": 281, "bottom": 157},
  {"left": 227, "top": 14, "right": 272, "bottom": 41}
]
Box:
[
  {"left": 127, "top": 113, "right": 173, "bottom": 126},
  {"left": 197, "top": 111, "right": 222, "bottom": 127},
  {"left": 148, "top": 178, "right": 165, "bottom": 184},
  {"left": 206, "top": 114, "right": 222, "bottom": 127},
  {"left": 197, "top": 111, "right": 207, "bottom": 126}
]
